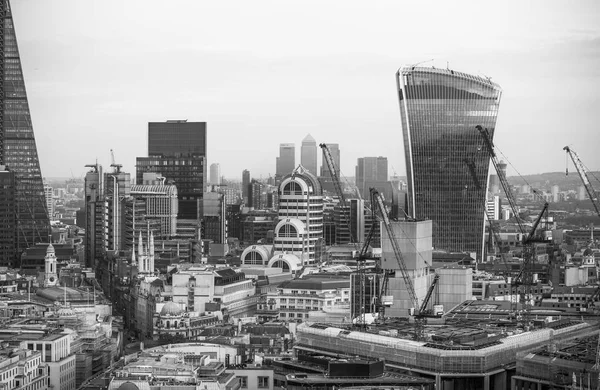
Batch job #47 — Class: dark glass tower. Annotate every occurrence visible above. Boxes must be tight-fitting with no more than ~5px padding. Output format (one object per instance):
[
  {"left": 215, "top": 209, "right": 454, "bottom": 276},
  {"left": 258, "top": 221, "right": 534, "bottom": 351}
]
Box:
[
  {"left": 137, "top": 120, "right": 207, "bottom": 220},
  {"left": 396, "top": 66, "right": 502, "bottom": 260},
  {"left": 0, "top": 1, "right": 50, "bottom": 261}
]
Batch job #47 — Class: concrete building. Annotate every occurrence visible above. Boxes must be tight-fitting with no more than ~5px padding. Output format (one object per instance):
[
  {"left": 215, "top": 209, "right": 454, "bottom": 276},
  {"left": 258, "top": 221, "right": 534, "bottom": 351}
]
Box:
[
  {"left": 380, "top": 220, "right": 433, "bottom": 317},
  {"left": 265, "top": 276, "right": 350, "bottom": 322},
  {"left": 273, "top": 166, "right": 324, "bottom": 267},
  {"left": 0, "top": 347, "right": 48, "bottom": 390},
  {"left": 108, "top": 350, "right": 238, "bottom": 389},
  {"left": 276, "top": 143, "right": 295, "bottom": 179},
  {"left": 170, "top": 266, "right": 256, "bottom": 318},
  {"left": 44, "top": 183, "right": 54, "bottom": 219},
  {"left": 130, "top": 183, "right": 178, "bottom": 237},
  {"left": 20, "top": 332, "right": 76, "bottom": 390},
  {"left": 397, "top": 66, "right": 502, "bottom": 261},
  {"left": 487, "top": 195, "right": 501, "bottom": 220},
  {"left": 300, "top": 134, "right": 317, "bottom": 175}
]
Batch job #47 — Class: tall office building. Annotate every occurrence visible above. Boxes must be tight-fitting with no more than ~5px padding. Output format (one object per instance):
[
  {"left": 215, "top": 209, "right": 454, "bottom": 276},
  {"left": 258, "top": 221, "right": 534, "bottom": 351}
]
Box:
[
  {"left": 104, "top": 168, "right": 131, "bottom": 252},
  {"left": 301, "top": 134, "right": 317, "bottom": 174},
  {"left": 396, "top": 66, "right": 502, "bottom": 259},
  {"left": 0, "top": 2, "right": 50, "bottom": 258},
  {"left": 273, "top": 166, "right": 324, "bottom": 266},
  {"left": 201, "top": 191, "right": 226, "bottom": 244},
  {"left": 242, "top": 169, "right": 250, "bottom": 203},
  {"left": 248, "top": 179, "right": 263, "bottom": 210},
  {"left": 84, "top": 164, "right": 104, "bottom": 268},
  {"left": 276, "top": 143, "right": 295, "bottom": 179},
  {"left": 137, "top": 120, "right": 207, "bottom": 220},
  {"left": 355, "top": 157, "right": 388, "bottom": 198},
  {"left": 209, "top": 163, "right": 221, "bottom": 186}
]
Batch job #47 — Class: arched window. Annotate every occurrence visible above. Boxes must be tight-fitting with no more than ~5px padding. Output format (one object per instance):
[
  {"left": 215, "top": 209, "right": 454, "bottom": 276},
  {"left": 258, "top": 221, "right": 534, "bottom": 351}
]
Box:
[
  {"left": 272, "top": 260, "right": 290, "bottom": 272},
  {"left": 279, "top": 224, "right": 298, "bottom": 238},
  {"left": 244, "top": 251, "right": 263, "bottom": 265},
  {"left": 283, "top": 181, "right": 302, "bottom": 195}
]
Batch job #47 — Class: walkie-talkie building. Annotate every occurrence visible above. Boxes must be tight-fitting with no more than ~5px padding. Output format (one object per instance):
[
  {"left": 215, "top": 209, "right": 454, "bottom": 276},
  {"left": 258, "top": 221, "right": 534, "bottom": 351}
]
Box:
[
  {"left": 0, "top": 1, "right": 50, "bottom": 264},
  {"left": 396, "top": 66, "right": 502, "bottom": 260}
]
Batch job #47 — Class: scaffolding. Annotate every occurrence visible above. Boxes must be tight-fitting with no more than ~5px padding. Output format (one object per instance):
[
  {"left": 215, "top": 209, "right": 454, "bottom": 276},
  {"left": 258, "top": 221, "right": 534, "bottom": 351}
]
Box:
[{"left": 296, "top": 321, "right": 595, "bottom": 375}]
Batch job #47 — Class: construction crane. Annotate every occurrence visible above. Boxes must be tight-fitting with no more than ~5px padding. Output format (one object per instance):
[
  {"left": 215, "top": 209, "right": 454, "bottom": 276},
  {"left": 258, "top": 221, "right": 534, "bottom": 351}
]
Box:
[
  {"left": 478, "top": 125, "right": 550, "bottom": 323},
  {"left": 564, "top": 146, "right": 600, "bottom": 218},
  {"left": 477, "top": 125, "right": 525, "bottom": 233},
  {"left": 320, "top": 143, "right": 370, "bottom": 327},
  {"left": 110, "top": 149, "right": 122, "bottom": 173},
  {"left": 370, "top": 188, "right": 427, "bottom": 340},
  {"left": 511, "top": 201, "right": 549, "bottom": 325}
]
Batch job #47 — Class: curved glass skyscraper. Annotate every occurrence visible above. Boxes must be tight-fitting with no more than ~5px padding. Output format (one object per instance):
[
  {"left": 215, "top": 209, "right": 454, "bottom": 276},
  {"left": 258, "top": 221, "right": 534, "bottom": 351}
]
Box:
[{"left": 396, "top": 66, "right": 502, "bottom": 260}]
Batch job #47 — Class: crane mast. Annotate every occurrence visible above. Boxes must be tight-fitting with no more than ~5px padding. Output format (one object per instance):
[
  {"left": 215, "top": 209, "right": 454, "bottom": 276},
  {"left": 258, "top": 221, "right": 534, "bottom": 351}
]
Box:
[
  {"left": 564, "top": 146, "right": 600, "bottom": 218},
  {"left": 319, "top": 143, "right": 358, "bottom": 245},
  {"left": 477, "top": 125, "right": 525, "bottom": 234}
]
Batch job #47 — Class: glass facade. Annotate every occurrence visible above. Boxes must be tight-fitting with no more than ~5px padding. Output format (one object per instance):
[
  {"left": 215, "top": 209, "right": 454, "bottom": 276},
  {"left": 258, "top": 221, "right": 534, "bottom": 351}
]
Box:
[
  {"left": 136, "top": 156, "right": 205, "bottom": 220},
  {"left": 396, "top": 67, "right": 502, "bottom": 259},
  {"left": 141, "top": 121, "right": 207, "bottom": 220},
  {"left": 0, "top": 2, "right": 50, "bottom": 260},
  {"left": 148, "top": 121, "right": 206, "bottom": 157}
]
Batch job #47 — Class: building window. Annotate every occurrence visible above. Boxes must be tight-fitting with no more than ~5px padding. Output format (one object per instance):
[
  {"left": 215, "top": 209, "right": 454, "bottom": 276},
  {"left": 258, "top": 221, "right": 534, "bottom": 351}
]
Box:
[
  {"left": 258, "top": 376, "right": 269, "bottom": 388},
  {"left": 239, "top": 376, "right": 248, "bottom": 388}
]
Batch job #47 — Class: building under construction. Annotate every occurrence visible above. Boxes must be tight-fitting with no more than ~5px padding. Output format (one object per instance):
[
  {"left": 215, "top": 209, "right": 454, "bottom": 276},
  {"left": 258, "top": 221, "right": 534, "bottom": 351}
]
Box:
[
  {"left": 295, "top": 318, "right": 598, "bottom": 390},
  {"left": 513, "top": 333, "right": 600, "bottom": 389}
]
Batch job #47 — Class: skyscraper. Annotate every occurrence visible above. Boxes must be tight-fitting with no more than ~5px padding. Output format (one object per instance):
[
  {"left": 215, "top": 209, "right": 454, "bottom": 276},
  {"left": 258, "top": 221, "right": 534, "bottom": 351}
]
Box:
[
  {"left": 355, "top": 156, "right": 388, "bottom": 198},
  {"left": 84, "top": 163, "right": 104, "bottom": 268},
  {"left": 0, "top": 2, "right": 50, "bottom": 260},
  {"left": 209, "top": 163, "right": 221, "bottom": 186},
  {"left": 242, "top": 169, "right": 250, "bottom": 204},
  {"left": 137, "top": 120, "right": 207, "bottom": 220},
  {"left": 301, "top": 134, "right": 317, "bottom": 174},
  {"left": 276, "top": 143, "right": 295, "bottom": 178},
  {"left": 396, "top": 66, "right": 502, "bottom": 259},
  {"left": 273, "top": 166, "right": 323, "bottom": 266}
]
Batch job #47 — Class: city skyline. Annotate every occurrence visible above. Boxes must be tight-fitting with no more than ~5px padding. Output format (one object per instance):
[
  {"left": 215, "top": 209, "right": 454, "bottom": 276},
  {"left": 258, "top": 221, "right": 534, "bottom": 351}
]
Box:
[{"left": 12, "top": 0, "right": 600, "bottom": 181}]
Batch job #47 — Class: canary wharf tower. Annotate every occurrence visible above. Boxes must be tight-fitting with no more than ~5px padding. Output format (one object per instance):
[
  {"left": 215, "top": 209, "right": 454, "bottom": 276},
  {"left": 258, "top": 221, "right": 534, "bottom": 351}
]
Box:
[
  {"left": 396, "top": 66, "right": 502, "bottom": 260},
  {"left": 0, "top": 1, "right": 50, "bottom": 262}
]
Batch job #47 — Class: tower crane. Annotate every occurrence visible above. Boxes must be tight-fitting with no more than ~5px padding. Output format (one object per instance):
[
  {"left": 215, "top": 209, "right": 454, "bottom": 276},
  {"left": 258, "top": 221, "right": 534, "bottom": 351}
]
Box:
[
  {"left": 478, "top": 125, "right": 550, "bottom": 324},
  {"left": 319, "top": 143, "right": 358, "bottom": 245},
  {"left": 320, "top": 143, "right": 370, "bottom": 327},
  {"left": 110, "top": 149, "right": 123, "bottom": 173},
  {"left": 564, "top": 146, "right": 600, "bottom": 218}
]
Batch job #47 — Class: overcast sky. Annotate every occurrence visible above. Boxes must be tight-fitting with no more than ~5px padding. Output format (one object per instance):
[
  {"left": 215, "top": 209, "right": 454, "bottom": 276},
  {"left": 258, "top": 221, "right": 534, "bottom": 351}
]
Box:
[{"left": 13, "top": 0, "right": 600, "bottom": 181}]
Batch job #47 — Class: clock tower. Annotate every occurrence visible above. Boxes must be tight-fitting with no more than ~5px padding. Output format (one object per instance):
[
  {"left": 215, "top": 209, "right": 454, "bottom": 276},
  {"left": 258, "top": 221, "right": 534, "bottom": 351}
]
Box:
[{"left": 43, "top": 244, "right": 58, "bottom": 287}]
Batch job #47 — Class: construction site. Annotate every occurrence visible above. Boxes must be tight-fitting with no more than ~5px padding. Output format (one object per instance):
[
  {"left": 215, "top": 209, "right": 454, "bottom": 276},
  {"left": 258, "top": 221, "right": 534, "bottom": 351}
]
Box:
[
  {"left": 312, "top": 139, "right": 600, "bottom": 390},
  {"left": 295, "top": 318, "right": 598, "bottom": 390}
]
